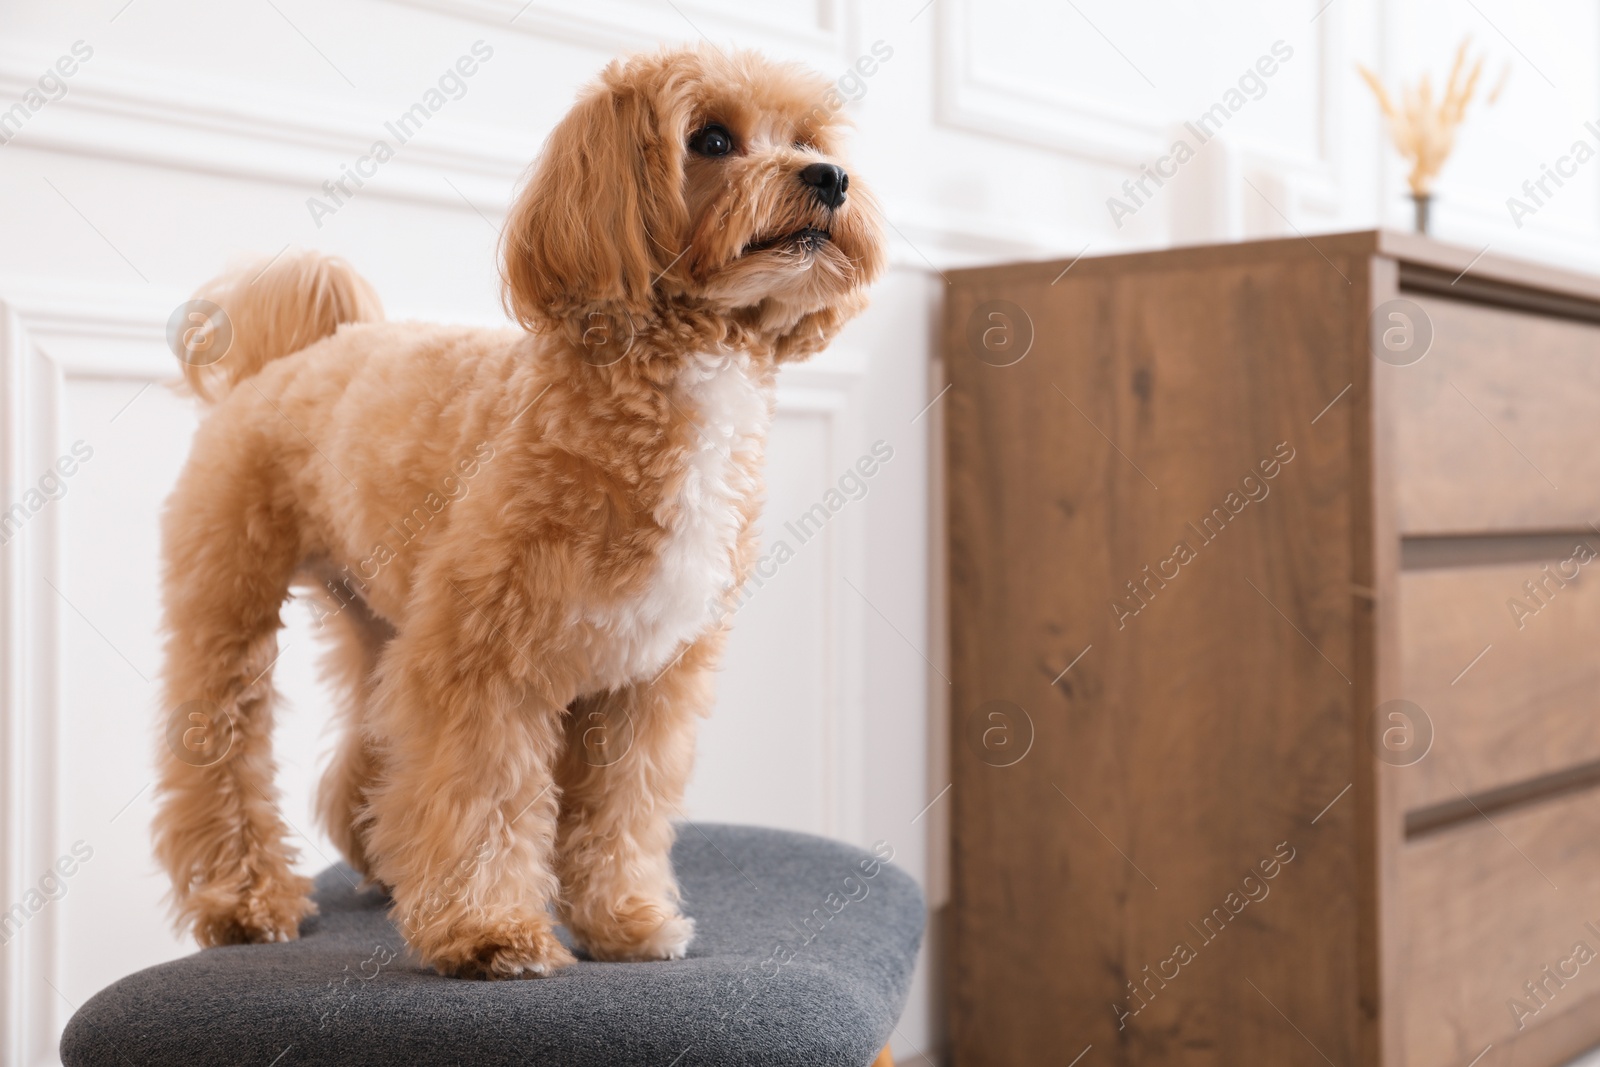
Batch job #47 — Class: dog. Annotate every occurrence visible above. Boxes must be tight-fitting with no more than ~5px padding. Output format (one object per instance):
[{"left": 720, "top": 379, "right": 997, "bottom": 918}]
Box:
[{"left": 152, "top": 44, "right": 884, "bottom": 979}]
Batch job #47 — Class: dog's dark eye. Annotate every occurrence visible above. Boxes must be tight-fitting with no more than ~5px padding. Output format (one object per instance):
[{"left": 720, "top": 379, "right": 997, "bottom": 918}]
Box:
[{"left": 689, "top": 124, "right": 733, "bottom": 157}]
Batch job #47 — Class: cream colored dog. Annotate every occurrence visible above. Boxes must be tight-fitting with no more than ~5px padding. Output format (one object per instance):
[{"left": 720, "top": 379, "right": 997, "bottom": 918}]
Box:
[{"left": 152, "top": 45, "right": 884, "bottom": 979}]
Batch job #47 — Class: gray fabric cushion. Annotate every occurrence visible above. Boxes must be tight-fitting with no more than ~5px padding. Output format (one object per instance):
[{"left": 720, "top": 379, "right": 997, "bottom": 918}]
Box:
[{"left": 61, "top": 823, "right": 923, "bottom": 1067}]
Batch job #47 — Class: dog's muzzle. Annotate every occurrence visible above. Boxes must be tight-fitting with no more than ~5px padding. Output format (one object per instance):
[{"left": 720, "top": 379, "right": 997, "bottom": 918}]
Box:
[{"left": 799, "top": 163, "right": 849, "bottom": 209}]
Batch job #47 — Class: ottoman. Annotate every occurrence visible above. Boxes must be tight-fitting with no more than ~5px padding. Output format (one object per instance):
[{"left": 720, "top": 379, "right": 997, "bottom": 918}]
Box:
[{"left": 61, "top": 823, "right": 923, "bottom": 1066}]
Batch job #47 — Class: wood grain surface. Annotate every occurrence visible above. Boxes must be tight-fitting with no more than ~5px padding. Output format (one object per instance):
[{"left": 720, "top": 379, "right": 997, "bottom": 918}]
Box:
[
  {"left": 1396, "top": 551, "right": 1600, "bottom": 813},
  {"left": 1391, "top": 297, "right": 1600, "bottom": 534},
  {"left": 1399, "top": 788, "right": 1600, "bottom": 1067},
  {"left": 945, "top": 240, "right": 1370, "bottom": 1065},
  {"left": 945, "top": 231, "right": 1600, "bottom": 1066}
]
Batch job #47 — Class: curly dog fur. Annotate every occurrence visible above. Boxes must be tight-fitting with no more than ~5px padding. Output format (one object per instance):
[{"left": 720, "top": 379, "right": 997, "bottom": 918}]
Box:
[{"left": 151, "top": 45, "right": 884, "bottom": 978}]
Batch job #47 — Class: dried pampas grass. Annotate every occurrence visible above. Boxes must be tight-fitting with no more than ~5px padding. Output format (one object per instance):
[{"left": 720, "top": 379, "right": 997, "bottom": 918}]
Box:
[{"left": 1358, "top": 37, "right": 1509, "bottom": 196}]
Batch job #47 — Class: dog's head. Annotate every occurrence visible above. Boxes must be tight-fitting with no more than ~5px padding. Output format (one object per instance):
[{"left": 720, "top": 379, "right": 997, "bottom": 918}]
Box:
[{"left": 502, "top": 46, "right": 885, "bottom": 363}]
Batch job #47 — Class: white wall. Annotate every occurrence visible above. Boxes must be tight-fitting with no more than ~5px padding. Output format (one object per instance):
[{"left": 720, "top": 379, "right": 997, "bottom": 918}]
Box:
[{"left": 1, "top": 1, "right": 1595, "bottom": 1065}]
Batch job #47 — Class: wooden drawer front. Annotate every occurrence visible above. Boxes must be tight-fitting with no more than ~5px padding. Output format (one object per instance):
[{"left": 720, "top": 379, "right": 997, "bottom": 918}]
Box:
[
  {"left": 1397, "top": 545, "right": 1600, "bottom": 815},
  {"left": 1401, "top": 789, "right": 1600, "bottom": 1067},
  {"left": 1393, "top": 296, "right": 1600, "bottom": 534}
]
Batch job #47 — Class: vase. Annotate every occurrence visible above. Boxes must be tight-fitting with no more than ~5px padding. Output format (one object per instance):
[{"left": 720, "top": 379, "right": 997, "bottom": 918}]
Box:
[{"left": 1410, "top": 192, "right": 1432, "bottom": 235}]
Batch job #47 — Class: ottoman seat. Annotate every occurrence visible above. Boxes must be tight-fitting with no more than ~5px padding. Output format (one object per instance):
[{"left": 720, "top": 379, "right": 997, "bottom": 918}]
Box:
[{"left": 61, "top": 824, "right": 923, "bottom": 1067}]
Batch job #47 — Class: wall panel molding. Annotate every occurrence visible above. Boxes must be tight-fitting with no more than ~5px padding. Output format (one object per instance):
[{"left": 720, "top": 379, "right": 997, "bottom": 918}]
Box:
[
  {"left": 0, "top": 43, "right": 524, "bottom": 213},
  {"left": 772, "top": 354, "right": 869, "bottom": 843},
  {"left": 0, "top": 26, "right": 1047, "bottom": 271},
  {"left": 386, "top": 0, "right": 842, "bottom": 66},
  {"left": 0, "top": 301, "right": 67, "bottom": 1067},
  {"left": 933, "top": 0, "right": 1345, "bottom": 217},
  {"left": 933, "top": 0, "right": 1165, "bottom": 166}
]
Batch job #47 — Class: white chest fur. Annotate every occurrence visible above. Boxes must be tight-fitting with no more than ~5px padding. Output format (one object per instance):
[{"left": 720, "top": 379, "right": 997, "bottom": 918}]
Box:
[{"left": 580, "top": 354, "right": 771, "bottom": 690}]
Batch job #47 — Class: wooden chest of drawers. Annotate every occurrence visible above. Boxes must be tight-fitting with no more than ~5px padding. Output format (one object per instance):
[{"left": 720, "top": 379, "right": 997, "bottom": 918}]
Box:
[{"left": 942, "top": 231, "right": 1600, "bottom": 1066}]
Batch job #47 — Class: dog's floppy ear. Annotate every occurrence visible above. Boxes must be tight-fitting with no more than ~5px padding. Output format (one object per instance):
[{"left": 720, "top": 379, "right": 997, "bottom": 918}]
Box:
[{"left": 501, "top": 71, "right": 683, "bottom": 330}]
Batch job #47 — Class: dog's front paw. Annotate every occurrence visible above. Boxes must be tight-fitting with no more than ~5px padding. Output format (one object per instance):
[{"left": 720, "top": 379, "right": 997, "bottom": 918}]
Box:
[
  {"left": 572, "top": 899, "right": 695, "bottom": 962},
  {"left": 189, "top": 874, "right": 316, "bottom": 946},
  {"left": 421, "top": 915, "right": 577, "bottom": 979}
]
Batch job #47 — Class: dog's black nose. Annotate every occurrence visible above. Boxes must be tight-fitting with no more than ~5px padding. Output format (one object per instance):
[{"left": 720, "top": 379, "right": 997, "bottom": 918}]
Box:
[{"left": 799, "top": 163, "right": 849, "bottom": 208}]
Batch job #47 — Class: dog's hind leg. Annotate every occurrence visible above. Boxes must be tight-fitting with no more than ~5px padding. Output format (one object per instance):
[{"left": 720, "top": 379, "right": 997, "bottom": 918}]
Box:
[
  {"left": 309, "top": 584, "right": 394, "bottom": 880},
  {"left": 152, "top": 430, "right": 314, "bottom": 946}
]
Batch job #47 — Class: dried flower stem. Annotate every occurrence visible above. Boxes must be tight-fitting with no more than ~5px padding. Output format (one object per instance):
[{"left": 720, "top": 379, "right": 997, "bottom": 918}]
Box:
[{"left": 1358, "top": 37, "right": 1506, "bottom": 196}]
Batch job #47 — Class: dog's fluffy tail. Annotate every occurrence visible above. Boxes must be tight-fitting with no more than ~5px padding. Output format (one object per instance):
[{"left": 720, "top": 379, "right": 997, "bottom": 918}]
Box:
[{"left": 177, "top": 250, "right": 384, "bottom": 402}]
